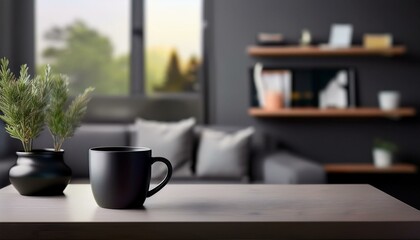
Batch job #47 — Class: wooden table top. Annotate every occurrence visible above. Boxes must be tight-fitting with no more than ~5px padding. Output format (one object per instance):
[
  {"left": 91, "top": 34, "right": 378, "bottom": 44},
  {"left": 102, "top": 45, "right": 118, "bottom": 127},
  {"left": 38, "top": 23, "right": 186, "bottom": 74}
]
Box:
[{"left": 1, "top": 184, "right": 420, "bottom": 239}]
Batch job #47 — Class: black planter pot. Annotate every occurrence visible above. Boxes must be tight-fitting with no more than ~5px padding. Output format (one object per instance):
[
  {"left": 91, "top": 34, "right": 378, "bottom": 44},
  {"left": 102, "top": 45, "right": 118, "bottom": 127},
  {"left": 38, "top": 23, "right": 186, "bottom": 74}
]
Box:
[{"left": 9, "top": 149, "right": 72, "bottom": 196}]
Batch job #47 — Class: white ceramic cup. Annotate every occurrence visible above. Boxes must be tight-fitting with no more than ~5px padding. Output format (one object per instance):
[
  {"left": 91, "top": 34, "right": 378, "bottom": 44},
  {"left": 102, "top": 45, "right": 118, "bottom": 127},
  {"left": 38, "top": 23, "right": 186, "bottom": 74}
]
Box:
[
  {"left": 373, "top": 149, "right": 392, "bottom": 168},
  {"left": 378, "top": 91, "right": 400, "bottom": 110}
]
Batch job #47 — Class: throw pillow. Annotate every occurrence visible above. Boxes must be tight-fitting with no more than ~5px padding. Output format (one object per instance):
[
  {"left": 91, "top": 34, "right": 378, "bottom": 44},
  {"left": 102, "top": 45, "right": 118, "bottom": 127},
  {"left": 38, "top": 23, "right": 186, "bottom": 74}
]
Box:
[
  {"left": 196, "top": 127, "right": 254, "bottom": 179},
  {"left": 133, "top": 118, "right": 196, "bottom": 178}
]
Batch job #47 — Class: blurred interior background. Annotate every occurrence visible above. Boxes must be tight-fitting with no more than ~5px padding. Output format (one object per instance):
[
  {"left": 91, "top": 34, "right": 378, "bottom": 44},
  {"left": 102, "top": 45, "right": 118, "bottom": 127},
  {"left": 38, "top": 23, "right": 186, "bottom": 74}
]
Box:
[{"left": 1, "top": 0, "right": 420, "bottom": 208}]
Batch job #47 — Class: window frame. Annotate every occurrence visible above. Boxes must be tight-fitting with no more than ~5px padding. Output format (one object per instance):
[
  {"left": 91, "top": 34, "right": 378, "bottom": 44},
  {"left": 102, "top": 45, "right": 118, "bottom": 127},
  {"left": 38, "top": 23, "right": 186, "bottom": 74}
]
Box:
[
  {"left": 32, "top": 0, "right": 208, "bottom": 123},
  {"left": 131, "top": 0, "right": 208, "bottom": 121}
]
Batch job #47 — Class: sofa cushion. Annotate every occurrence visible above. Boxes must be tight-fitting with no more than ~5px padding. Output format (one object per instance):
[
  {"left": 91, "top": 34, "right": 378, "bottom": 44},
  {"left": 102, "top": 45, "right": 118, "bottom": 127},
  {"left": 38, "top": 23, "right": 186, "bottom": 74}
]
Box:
[
  {"left": 132, "top": 118, "right": 195, "bottom": 178},
  {"left": 0, "top": 121, "right": 15, "bottom": 157},
  {"left": 171, "top": 161, "right": 194, "bottom": 179},
  {"left": 263, "top": 151, "right": 326, "bottom": 184},
  {"left": 196, "top": 127, "right": 254, "bottom": 179},
  {"left": 0, "top": 157, "right": 15, "bottom": 188}
]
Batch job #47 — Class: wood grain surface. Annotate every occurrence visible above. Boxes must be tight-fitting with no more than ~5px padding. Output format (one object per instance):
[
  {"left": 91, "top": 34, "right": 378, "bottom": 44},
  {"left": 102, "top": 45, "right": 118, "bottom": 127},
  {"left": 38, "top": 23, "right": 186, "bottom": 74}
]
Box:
[
  {"left": 248, "top": 107, "right": 416, "bottom": 118},
  {"left": 325, "top": 163, "right": 418, "bottom": 174},
  {"left": 247, "top": 46, "right": 407, "bottom": 57},
  {"left": 1, "top": 184, "right": 420, "bottom": 239}
]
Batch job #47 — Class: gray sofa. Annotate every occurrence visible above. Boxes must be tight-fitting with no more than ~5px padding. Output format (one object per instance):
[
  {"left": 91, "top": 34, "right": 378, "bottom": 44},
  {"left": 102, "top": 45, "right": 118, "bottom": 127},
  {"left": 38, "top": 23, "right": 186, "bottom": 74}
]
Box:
[
  {"left": 0, "top": 124, "right": 325, "bottom": 188},
  {"left": 0, "top": 121, "right": 19, "bottom": 189}
]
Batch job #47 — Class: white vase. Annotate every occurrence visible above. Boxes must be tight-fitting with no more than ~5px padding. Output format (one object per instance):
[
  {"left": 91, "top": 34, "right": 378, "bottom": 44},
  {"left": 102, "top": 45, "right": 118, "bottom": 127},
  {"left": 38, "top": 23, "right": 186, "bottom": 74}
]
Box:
[
  {"left": 373, "top": 149, "right": 393, "bottom": 168},
  {"left": 378, "top": 91, "right": 400, "bottom": 110}
]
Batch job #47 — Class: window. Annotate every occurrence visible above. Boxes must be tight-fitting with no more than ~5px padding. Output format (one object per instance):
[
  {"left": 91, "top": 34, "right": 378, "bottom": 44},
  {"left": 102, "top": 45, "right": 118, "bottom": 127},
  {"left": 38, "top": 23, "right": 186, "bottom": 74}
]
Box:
[
  {"left": 144, "top": 0, "right": 203, "bottom": 96},
  {"left": 36, "top": 0, "right": 204, "bottom": 102},
  {"left": 36, "top": 0, "right": 131, "bottom": 96}
]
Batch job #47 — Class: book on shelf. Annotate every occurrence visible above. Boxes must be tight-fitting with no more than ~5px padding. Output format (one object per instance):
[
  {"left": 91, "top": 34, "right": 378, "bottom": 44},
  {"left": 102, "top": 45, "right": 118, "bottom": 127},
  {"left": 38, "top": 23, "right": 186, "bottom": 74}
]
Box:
[
  {"left": 253, "top": 63, "right": 292, "bottom": 108},
  {"left": 250, "top": 65, "right": 357, "bottom": 109}
]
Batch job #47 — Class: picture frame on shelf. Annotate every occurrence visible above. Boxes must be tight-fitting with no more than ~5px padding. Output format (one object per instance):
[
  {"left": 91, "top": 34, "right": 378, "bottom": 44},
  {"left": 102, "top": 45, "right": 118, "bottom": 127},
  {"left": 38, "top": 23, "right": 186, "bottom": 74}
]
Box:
[{"left": 327, "top": 24, "right": 353, "bottom": 48}]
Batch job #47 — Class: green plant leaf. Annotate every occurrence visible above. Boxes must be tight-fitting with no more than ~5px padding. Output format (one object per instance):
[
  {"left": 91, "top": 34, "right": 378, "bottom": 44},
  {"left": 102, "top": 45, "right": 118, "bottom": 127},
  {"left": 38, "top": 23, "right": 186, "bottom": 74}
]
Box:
[
  {"left": 46, "top": 70, "right": 94, "bottom": 151},
  {"left": 0, "top": 58, "right": 50, "bottom": 151}
]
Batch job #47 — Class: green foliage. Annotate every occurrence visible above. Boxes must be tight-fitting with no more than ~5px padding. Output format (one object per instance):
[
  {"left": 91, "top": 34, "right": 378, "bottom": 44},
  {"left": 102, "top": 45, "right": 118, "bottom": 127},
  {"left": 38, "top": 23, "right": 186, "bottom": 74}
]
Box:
[
  {"left": 148, "top": 49, "right": 201, "bottom": 94},
  {"left": 39, "top": 21, "right": 129, "bottom": 95},
  {"left": 158, "top": 50, "right": 186, "bottom": 92},
  {"left": 0, "top": 58, "right": 94, "bottom": 152},
  {"left": 145, "top": 48, "right": 170, "bottom": 94},
  {"left": 374, "top": 138, "right": 398, "bottom": 153},
  {"left": 0, "top": 58, "right": 51, "bottom": 152},
  {"left": 46, "top": 74, "right": 94, "bottom": 151}
]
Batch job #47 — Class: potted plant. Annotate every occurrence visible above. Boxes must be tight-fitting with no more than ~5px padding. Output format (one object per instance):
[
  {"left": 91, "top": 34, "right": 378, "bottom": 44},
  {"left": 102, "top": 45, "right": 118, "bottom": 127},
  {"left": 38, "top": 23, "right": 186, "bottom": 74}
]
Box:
[
  {"left": 46, "top": 72, "right": 94, "bottom": 152},
  {"left": 0, "top": 58, "right": 93, "bottom": 196},
  {"left": 373, "top": 138, "right": 398, "bottom": 168}
]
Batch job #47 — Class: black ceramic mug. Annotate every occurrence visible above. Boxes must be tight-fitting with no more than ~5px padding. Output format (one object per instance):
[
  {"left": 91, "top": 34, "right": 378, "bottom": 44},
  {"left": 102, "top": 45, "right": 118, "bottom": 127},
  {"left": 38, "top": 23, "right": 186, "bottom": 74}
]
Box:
[{"left": 89, "top": 147, "right": 172, "bottom": 209}]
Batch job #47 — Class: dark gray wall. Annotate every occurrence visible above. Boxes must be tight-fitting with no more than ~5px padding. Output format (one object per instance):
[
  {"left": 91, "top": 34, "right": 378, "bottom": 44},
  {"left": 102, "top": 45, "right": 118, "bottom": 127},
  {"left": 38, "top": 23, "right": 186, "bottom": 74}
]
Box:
[
  {"left": 0, "top": 0, "right": 35, "bottom": 156},
  {"left": 0, "top": 0, "right": 35, "bottom": 74},
  {"left": 0, "top": 0, "right": 12, "bottom": 60},
  {"left": 208, "top": 0, "right": 420, "bottom": 164}
]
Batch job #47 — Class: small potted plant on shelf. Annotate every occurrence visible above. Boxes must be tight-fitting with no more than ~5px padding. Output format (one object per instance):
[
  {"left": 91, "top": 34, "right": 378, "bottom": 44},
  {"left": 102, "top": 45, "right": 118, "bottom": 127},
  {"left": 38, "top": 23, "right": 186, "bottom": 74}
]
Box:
[
  {"left": 0, "top": 58, "right": 93, "bottom": 196},
  {"left": 373, "top": 138, "right": 398, "bottom": 168}
]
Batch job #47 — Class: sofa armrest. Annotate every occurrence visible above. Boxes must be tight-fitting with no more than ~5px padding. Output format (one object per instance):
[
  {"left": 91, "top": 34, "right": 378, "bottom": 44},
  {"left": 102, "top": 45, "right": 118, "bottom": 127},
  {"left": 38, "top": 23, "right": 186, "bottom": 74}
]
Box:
[
  {"left": 263, "top": 151, "right": 326, "bottom": 184},
  {"left": 0, "top": 156, "right": 15, "bottom": 189}
]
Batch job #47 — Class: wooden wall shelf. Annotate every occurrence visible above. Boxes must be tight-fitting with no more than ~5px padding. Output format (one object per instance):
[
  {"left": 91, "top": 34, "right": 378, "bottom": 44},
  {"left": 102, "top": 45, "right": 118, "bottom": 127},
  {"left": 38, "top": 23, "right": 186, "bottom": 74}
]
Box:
[
  {"left": 247, "top": 46, "right": 407, "bottom": 57},
  {"left": 324, "top": 163, "right": 418, "bottom": 174},
  {"left": 249, "top": 107, "right": 416, "bottom": 118}
]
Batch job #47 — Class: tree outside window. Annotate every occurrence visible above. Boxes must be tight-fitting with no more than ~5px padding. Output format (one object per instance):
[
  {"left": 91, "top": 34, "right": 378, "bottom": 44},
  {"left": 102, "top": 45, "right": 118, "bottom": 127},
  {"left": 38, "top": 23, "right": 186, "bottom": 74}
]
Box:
[
  {"left": 36, "top": 0, "right": 203, "bottom": 97},
  {"left": 145, "top": 0, "right": 203, "bottom": 95},
  {"left": 36, "top": 0, "right": 130, "bottom": 96}
]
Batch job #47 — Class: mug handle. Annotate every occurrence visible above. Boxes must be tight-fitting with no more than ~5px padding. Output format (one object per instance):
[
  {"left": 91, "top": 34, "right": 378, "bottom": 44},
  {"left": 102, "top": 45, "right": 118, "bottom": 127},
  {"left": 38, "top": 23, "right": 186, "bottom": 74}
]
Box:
[{"left": 147, "top": 157, "right": 173, "bottom": 197}]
